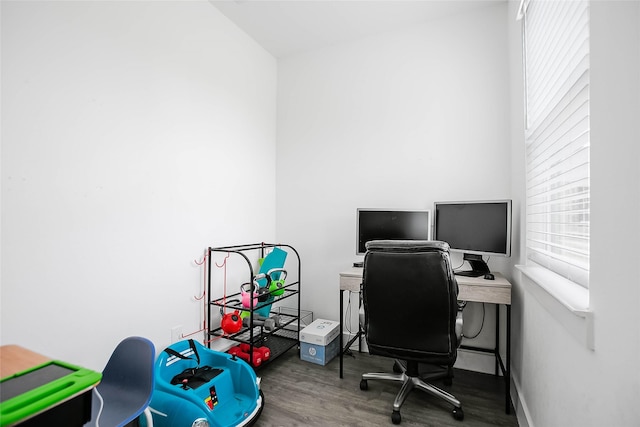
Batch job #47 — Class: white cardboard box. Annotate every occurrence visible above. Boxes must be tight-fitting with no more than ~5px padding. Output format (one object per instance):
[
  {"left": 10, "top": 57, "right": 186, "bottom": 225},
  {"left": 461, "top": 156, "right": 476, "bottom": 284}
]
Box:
[
  {"left": 299, "top": 319, "right": 340, "bottom": 346},
  {"left": 300, "top": 336, "right": 340, "bottom": 366}
]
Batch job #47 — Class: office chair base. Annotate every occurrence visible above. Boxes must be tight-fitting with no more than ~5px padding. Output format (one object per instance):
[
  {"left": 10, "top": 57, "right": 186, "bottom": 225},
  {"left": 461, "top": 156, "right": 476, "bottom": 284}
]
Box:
[{"left": 360, "top": 361, "right": 464, "bottom": 423}]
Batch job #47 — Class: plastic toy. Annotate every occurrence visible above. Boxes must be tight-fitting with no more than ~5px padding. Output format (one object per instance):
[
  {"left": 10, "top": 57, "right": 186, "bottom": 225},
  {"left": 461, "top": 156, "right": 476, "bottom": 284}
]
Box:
[
  {"left": 254, "top": 248, "right": 287, "bottom": 317},
  {"left": 227, "top": 344, "right": 271, "bottom": 368},
  {"left": 220, "top": 310, "right": 243, "bottom": 334},
  {"left": 227, "top": 346, "right": 262, "bottom": 368},
  {"left": 241, "top": 314, "right": 281, "bottom": 332},
  {"left": 143, "top": 339, "right": 263, "bottom": 427},
  {"left": 0, "top": 360, "right": 101, "bottom": 427},
  {"left": 239, "top": 343, "right": 270, "bottom": 361},
  {"left": 240, "top": 281, "right": 259, "bottom": 308},
  {"left": 268, "top": 269, "right": 287, "bottom": 296}
]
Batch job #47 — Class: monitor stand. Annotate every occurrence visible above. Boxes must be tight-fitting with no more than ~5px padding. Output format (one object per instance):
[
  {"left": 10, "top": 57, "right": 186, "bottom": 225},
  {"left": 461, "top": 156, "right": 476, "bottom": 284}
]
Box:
[{"left": 455, "top": 253, "right": 490, "bottom": 277}]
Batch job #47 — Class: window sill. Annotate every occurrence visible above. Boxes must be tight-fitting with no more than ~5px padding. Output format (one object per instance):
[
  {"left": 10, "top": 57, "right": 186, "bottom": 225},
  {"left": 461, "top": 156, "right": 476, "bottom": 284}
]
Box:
[{"left": 516, "top": 264, "right": 594, "bottom": 350}]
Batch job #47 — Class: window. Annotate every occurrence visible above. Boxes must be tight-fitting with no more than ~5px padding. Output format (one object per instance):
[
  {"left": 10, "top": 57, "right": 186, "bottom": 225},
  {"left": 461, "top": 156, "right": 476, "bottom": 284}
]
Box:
[{"left": 521, "top": 0, "right": 590, "bottom": 288}]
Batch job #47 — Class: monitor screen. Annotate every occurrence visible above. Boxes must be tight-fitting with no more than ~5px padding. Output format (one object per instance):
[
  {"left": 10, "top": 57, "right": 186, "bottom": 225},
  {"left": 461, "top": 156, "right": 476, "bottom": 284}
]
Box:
[
  {"left": 434, "top": 200, "right": 512, "bottom": 275},
  {"left": 356, "top": 209, "right": 431, "bottom": 255}
]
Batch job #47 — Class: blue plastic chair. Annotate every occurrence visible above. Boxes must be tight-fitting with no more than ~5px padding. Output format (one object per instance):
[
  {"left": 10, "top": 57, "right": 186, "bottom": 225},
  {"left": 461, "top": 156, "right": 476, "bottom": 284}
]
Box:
[{"left": 85, "top": 336, "right": 156, "bottom": 427}]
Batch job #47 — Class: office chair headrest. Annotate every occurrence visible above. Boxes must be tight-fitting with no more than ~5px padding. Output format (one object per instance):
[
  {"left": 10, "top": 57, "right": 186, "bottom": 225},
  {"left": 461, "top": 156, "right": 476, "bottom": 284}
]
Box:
[{"left": 365, "top": 240, "right": 450, "bottom": 253}]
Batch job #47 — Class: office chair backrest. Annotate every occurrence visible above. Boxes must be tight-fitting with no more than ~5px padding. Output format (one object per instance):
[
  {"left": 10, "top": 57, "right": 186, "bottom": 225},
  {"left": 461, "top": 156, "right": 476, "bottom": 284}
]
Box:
[{"left": 363, "top": 240, "right": 459, "bottom": 364}]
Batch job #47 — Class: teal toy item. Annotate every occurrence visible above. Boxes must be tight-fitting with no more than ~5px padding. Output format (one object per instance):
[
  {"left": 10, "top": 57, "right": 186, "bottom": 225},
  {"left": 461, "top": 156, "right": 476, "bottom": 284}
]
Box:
[
  {"left": 143, "top": 339, "right": 263, "bottom": 427},
  {"left": 254, "top": 247, "right": 287, "bottom": 317}
]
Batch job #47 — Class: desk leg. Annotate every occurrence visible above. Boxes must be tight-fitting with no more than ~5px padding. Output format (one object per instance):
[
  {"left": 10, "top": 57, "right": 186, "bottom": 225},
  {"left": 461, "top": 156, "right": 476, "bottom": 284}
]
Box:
[
  {"left": 358, "top": 289, "right": 362, "bottom": 353},
  {"left": 340, "top": 289, "right": 344, "bottom": 379},
  {"left": 506, "top": 304, "right": 512, "bottom": 414},
  {"left": 496, "top": 304, "right": 513, "bottom": 414},
  {"left": 454, "top": 302, "right": 512, "bottom": 414},
  {"left": 495, "top": 305, "right": 500, "bottom": 376}
]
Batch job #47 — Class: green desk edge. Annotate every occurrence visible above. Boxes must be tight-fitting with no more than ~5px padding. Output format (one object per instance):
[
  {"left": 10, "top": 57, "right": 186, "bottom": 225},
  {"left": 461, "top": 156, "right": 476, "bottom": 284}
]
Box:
[{"left": 0, "top": 360, "right": 102, "bottom": 427}]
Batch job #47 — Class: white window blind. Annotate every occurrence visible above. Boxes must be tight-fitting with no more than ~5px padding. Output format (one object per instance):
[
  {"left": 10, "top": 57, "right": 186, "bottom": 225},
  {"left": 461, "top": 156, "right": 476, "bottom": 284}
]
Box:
[{"left": 523, "top": 0, "right": 590, "bottom": 288}]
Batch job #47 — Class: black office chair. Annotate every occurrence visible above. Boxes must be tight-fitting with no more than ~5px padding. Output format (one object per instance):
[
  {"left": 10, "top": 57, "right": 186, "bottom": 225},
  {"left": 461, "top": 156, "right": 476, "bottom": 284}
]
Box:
[{"left": 359, "top": 240, "right": 464, "bottom": 424}]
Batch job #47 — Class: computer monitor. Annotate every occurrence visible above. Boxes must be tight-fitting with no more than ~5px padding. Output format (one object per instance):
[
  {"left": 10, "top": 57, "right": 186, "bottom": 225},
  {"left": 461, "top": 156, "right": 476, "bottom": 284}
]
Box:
[
  {"left": 356, "top": 209, "right": 431, "bottom": 256},
  {"left": 433, "top": 200, "right": 512, "bottom": 276}
]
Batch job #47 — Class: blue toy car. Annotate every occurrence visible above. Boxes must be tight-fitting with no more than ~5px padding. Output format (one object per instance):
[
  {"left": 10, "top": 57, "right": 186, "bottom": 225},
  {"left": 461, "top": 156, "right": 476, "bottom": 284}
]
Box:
[{"left": 142, "top": 339, "right": 263, "bottom": 427}]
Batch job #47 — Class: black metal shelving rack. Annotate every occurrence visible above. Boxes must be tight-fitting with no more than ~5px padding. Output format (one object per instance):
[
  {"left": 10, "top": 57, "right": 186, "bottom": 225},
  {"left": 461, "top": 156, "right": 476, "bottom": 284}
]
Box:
[{"left": 207, "top": 243, "right": 301, "bottom": 368}]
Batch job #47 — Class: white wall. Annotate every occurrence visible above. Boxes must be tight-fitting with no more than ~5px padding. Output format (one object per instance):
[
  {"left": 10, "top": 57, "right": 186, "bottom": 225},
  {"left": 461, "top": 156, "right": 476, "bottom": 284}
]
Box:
[
  {"left": 5, "top": 1, "right": 637, "bottom": 424},
  {"left": 0, "top": 1, "right": 277, "bottom": 370},
  {"left": 276, "top": 4, "right": 512, "bottom": 370},
  {"left": 507, "top": 1, "right": 640, "bottom": 426}
]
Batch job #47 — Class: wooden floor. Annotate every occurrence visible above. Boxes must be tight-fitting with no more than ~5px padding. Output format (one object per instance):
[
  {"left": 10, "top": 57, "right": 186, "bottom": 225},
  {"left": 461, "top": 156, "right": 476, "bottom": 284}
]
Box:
[{"left": 255, "top": 347, "right": 519, "bottom": 426}]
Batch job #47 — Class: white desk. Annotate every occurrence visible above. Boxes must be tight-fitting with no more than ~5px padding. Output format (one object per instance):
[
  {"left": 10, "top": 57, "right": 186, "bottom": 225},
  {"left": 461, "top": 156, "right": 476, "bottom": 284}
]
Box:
[{"left": 338, "top": 267, "right": 512, "bottom": 414}]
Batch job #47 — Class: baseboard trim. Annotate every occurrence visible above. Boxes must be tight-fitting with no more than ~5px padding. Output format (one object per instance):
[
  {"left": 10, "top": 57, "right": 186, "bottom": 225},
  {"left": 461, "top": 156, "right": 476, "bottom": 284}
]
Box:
[{"left": 511, "top": 368, "right": 534, "bottom": 427}]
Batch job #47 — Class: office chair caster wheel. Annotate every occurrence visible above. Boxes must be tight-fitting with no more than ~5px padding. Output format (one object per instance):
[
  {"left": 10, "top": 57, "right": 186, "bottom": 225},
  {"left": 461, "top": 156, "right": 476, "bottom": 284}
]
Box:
[
  {"left": 359, "top": 379, "right": 368, "bottom": 390},
  {"left": 452, "top": 406, "right": 464, "bottom": 421},
  {"left": 391, "top": 410, "right": 401, "bottom": 424}
]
